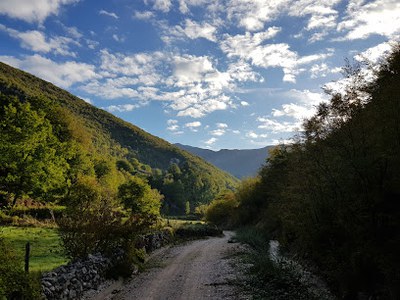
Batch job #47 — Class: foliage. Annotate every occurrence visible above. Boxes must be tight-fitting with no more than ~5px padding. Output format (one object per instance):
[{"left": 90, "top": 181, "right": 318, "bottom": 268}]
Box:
[
  {"left": 0, "top": 94, "right": 69, "bottom": 204},
  {"left": 58, "top": 177, "right": 126, "bottom": 258},
  {"left": 0, "top": 237, "right": 42, "bottom": 299},
  {"left": 205, "top": 191, "right": 238, "bottom": 227},
  {"left": 232, "top": 45, "right": 400, "bottom": 298},
  {"left": 174, "top": 222, "right": 222, "bottom": 239},
  {"left": 118, "top": 177, "right": 163, "bottom": 221}
]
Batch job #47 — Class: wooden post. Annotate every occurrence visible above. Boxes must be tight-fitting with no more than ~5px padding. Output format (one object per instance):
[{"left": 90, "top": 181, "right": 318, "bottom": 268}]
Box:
[{"left": 25, "top": 242, "right": 30, "bottom": 273}]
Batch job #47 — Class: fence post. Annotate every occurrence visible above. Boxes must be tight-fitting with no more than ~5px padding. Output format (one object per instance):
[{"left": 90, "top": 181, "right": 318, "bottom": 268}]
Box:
[{"left": 25, "top": 242, "right": 30, "bottom": 273}]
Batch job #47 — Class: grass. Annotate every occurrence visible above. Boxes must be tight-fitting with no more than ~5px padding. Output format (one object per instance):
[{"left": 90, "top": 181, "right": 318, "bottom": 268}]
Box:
[
  {"left": 0, "top": 226, "right": 68, "bottom": 272},
  {"left": 234, "top": 227, "right": 327, "bottom": 300}
]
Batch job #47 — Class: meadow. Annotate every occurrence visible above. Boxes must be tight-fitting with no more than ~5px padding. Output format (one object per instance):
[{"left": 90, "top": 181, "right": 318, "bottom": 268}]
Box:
[{"left": 0, "top": 226, "right": 68, "bottom": 272}]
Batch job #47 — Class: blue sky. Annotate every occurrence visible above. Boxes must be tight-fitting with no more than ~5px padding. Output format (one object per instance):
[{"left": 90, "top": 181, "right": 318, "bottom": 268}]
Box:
[{"left": 0, "top": 0, "right": 398, "bottom": 150}]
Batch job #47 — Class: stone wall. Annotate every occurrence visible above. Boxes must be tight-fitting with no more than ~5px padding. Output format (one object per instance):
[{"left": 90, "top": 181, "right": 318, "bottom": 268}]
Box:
[{"left": 41, "top": 230, "right": 172, "bottom": 300}]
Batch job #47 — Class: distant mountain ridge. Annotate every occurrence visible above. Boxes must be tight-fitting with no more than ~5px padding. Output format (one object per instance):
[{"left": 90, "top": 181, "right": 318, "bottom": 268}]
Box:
[{"left": 175, "top": 143, "right": 272, "bottom": 178}]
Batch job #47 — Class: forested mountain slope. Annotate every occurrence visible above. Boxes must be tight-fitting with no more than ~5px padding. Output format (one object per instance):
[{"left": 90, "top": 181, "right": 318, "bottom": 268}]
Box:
[
  {"left": 175, "top": 143, "right": 272, "bottom": 178},
  {"left": 0, "top": 62, "right": 238, "bottom": 213}
]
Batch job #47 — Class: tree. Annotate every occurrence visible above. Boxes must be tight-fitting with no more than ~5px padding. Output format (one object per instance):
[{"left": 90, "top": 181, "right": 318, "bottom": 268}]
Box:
[
  {"left": 118, "top": 177, "right": 163, "bottom": 222},
  {"left": 0, "top": 95, "right": 68, "bottom": 204}
]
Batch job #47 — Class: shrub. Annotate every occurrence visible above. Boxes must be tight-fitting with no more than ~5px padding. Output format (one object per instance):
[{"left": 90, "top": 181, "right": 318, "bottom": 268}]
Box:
[
  {"left": 174, "top": 222, "right": 222, "bottom": 239},
  {"left": 205, "top": 191, "right": 238, "bottom": 227},
  {"left": 58, "top": 177, "right": 126, "bottom": 258}
]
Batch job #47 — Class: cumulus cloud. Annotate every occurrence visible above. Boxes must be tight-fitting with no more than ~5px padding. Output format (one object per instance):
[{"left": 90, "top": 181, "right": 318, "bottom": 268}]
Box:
[
  {"left": 337, "top": 0, "right": 400, "bottom": 40},
  {"left": 226, "top": 0, "right": 340, "bottom": 35},
  {"left": 99, "top": 9, "right": 119, "bottom": 19},
  {"left": 185, "top": 121, "right": 201, "bottom": 131},
  {"left": 256, "top": 89, "right": 328, "bottom": 134},
  {"left": 246, "top": 131, "right": 268, "bottom": 139},
  {"left": 164, "top": 19, "right": 217, "bottom": 43},
  {"left": 81, "top": 50, "right": 260, "bottom": 118},
  {"left": 133, "top": 10, "right": 155, "bottom": 20},
  {"left": 145, "top": 0, "right": 172, "bottom": 12},
  {"left": 355, "top": 41, "right": 394, "bottom": 65},
  {"left": 216, "top": 123, "right": 228, "bottom": 128},
  {"left": 166, "top": 119, "right": 183, "bottom": 134},
  {"left": 204, "top": 137, "right": 217, "bottom": 145},
  {"left": 210, "top": 129, "right": 225, "bottom": 136},
  {"left": 220, "top": 29, "right": 333, "bottom": 82},
  {"left": 257, "top": 117, "right": 300, "bottom": 133},
  {"left": 105, "top": 104, "right": 140, "bottom": 112},
  {"left": 0, "top": 25, "right": 79, "bottom": 56},
  {"left": 0, "top": 0, "right": 78, "bottom": 23},
  {"left": 0, "top": 54, "right": 98, "bottom": 88}
]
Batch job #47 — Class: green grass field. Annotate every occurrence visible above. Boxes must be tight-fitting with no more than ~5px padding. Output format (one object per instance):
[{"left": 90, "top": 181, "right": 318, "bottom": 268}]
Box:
[{"left": 0, "top": 226, "right": 68, "bottom": 272}]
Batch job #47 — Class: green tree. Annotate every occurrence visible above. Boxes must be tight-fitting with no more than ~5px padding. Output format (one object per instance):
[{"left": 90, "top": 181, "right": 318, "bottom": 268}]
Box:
[
  {"left": 0, "top": 95, "right": 68, "bottom": 204},
  {"left": 118, "top": 177, "right": 163, "bottom": 221}
]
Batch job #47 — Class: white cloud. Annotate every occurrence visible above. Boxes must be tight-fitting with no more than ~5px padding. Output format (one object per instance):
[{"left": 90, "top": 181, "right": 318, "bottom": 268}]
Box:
[
  {"left": 0, "top": 25, "right": 78, "bottom": 56},
  {"left": 0, "top": 54, "right": 98, "bottom": 88},
  {"left": 355, "top": 41, "right": 394, "bottom": 65},
  {"left": 145, "top": 0, "right": 172, "bottom": 12},
  {"left": 226, "top": 0, "right": 287, "bottom": 31},
  {"left": 0, "top": 0, "right": 78, "bottom": 23},
  {"left": 226, "top": 0, "right": 340, "bottom": 35},
  {"left": 220, "top": 30, "right": 333, "bottom": 82},
  {"left": 337, "top": 0, "right": 400, "bottom": 40},
  {"left": 257, "top": 117, "right": 300, "bottom": 133},
  {"left": 232, "top": 130, "right": 240, "bottom": 134},
  {"left": 165, "top": 19, "right": 217, "bottom": 42},
  {"left": 272, "top": 103, "right": 314, "bottom": 120},
  {"left": 204, "top": 137, "right": 217, "bottom": 145},
  {"left": 172, "top": 55, "right": 214, "bottom": 85},
  {"left": 216, "top": 123, "right": 228, "bottom": 128},
  {"left": 178, "top": 0, "right": 210, "bottom": 14},
  {"left": 185, "top": 121, "right": 201, "bottom": 127},
  {"left": 99, "top": 9, "right": 119, "bottom": 19},
  {"left": 112, "top": 34, "right": 125, "bottom": 42},
  {"left": 240, "top": 101, "right": 249, "bottom": 106},
  {"left": 167, "top": 119, "right": 181, "bottom": 132},
  {"left": 105, "top": 104, "right": 140, "bottom": 112},
  {"left": 133, "top": 10, "right": 155, "bottom": 20},
  {"left": 210, "top": 129, "right": 225, "bottom": 136},
  {"left": 185, "top": 121, "right": 202, "bottom": 129}
]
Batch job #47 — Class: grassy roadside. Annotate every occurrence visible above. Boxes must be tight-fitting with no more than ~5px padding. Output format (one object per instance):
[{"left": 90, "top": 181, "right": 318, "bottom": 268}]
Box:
[{"left": 234, "top": 227, "right": 334, "bottom": 300}]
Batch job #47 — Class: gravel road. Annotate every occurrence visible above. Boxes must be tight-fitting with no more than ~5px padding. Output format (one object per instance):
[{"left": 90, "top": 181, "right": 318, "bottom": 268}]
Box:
[{"left": 88, "top": 231, "right": 247, "bottom": 300}]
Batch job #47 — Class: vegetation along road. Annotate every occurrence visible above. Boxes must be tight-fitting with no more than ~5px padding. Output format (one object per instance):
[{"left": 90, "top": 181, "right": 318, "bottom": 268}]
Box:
[{"left": 89, "top": 231, "right": 247, "bottom": 300}]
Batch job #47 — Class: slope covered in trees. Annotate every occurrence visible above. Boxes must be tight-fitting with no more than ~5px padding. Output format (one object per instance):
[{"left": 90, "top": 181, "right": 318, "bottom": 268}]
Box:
[
  {"left": 0, "top": 62, "right": 238, "bottom": 213},
  {"left": 207, "top": 45, "right": 400, "bottom": 298}
]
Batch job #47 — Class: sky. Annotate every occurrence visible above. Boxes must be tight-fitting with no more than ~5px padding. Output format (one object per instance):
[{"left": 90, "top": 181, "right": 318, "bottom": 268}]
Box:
[{"left": 0, "top": 0, "right": 399, "bottom": 150}]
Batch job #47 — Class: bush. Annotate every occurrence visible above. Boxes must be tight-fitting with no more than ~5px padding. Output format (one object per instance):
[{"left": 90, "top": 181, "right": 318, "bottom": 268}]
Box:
[
  {"left": 58, "top": 177, "right": 127, "bottom": 258},
  {"left": 0, "top": 238, "right": 42, "bottom": 299},
  {"left": 205, "top": 192, "right": 238, "bottom": 227},
  {"left": 174, "top": 222, "right": 222, "bottom": 239}
]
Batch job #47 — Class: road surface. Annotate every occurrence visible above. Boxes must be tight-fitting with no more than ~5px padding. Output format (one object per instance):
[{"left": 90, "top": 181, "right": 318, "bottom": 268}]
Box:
[{"left": 88, "top": 231, "right": 247, "bottom": 300}]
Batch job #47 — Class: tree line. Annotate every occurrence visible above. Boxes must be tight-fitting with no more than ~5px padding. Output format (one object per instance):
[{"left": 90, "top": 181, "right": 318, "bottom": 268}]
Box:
[{"left": 205, "top": 44, "right": 400, "bottom": 298}]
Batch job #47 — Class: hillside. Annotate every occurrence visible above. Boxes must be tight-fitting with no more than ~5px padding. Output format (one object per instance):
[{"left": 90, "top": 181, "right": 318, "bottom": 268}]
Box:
[
  {"left": 0, "top": 62, "right": 238, "bottom": 213},
  {"left": 175, "top": 144, "right": 272, "bottom": 178}
]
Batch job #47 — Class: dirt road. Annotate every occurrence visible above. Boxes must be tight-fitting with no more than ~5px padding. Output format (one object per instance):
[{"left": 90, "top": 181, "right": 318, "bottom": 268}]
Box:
[{"left": 95, "top": 231, "right": 247, "bottom": 300}]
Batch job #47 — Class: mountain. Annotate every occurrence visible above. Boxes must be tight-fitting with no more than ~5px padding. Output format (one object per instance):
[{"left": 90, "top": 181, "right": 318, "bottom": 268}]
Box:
[
  {"left": 0, "top": 62, "right": 238, "bottom": 213},
  {"left": 175, "top": 143, "right": 272, "bottom": 178}
]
